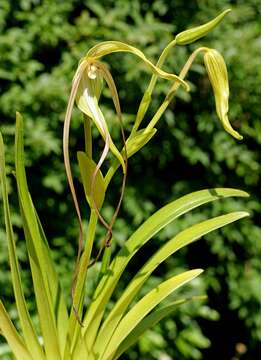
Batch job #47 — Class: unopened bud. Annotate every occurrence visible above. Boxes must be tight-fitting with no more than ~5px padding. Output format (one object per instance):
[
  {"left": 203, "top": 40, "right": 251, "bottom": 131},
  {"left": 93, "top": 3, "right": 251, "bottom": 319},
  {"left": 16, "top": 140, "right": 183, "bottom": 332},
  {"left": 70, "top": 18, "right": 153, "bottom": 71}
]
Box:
[{"left": 176, "top": 9, "right": 231, "bottom": 45}]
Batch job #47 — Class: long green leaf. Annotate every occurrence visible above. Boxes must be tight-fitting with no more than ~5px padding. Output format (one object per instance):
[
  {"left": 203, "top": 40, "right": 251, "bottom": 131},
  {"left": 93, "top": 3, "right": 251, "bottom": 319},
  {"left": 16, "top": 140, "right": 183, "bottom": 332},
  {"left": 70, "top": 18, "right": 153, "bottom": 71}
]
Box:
[
  {"left": 102, "top": 269, "right": 203, "bottom": 360},
  {"left": 15, "top": 113, "right": 62, "bottom": 359},
  {"left": 0, "top": 132, "right": 45, "bottom": 360},
  {"left": 35, "top": 210, "right": 69, "bottom": 357},
  {"left": 68, "top": 210, "right": 98, "bottom": 355},
  {"left": 114, "top": 296, "right": 207, "bottom": 359},
  {"left": 79, "top": 187, "right": 248, "bottom": 355},
  {"left": 0, "top": 301, "right": 32, "bottom": 360},
  {"left": 94, "top": 211, "right": 249, "bottom": 355}
]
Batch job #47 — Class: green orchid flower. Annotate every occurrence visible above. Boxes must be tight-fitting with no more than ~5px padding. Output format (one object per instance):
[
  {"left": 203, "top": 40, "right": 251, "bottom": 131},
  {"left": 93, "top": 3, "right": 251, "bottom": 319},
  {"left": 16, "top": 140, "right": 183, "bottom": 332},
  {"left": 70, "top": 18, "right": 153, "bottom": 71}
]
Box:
[{"left": 204, "top": 48, "right": 243, "bottom": 140}]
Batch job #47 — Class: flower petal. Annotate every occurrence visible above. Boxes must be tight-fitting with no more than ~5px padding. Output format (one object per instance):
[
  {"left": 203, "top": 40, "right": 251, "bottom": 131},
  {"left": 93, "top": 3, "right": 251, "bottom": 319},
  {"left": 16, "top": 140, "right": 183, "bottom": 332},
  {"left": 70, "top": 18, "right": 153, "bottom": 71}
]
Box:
[
  {"left": 204, "top": 49, "right": 243, "bottom": 140},
  {"left": 86, "top": 41, "right": 189, "bottom": 91},
  {"left": 76, "top": 61, "right": 126, "bottom": 171}
]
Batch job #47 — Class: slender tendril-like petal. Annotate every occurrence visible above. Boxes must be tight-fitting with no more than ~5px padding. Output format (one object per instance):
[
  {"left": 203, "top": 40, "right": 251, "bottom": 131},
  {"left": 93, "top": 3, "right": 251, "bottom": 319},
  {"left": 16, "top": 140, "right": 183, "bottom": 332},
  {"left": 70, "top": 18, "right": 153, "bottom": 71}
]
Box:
[
  {"left": 79, "top": 61, "right": 128, "bottom": 265},
  {"left": 86, "top": 41, "right": 189, "bottom": 91},
  {"left": 77, "top": 62, "right": 126, "bottom": 171},
  {"left": 63, "top": 61, "right": 89, "bottom": 323},
  {"left": 63, "top": 61, "right": 87, "bottom": 264},
  {"left": 65, "top": 39, "right": 194, "bottom": 274},
  {"left": 95, "top": 63, "right": 128, "bottom": 246},
  {"left": 63, "top": 57, "right": 128, "bottom": 269}
]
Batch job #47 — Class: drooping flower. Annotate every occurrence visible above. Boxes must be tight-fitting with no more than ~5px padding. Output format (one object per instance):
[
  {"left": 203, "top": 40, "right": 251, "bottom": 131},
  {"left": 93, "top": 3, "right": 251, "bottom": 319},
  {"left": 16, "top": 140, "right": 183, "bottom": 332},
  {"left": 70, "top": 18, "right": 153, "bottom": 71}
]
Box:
[
  {"left": 204, "top": 48, "right": 243, "bottom": 140},
  {"left": 63, "top": 41, "right": 189, "bottom": 256}
]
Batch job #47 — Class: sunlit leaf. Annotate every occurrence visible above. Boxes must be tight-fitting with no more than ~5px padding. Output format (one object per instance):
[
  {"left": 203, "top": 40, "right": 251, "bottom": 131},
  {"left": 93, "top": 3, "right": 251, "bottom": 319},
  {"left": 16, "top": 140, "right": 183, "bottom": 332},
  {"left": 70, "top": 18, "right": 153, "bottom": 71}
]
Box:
[
  {"left": 0, "top": 301, "right": 32, "bottom": 360},
  {"left": 102, "top": 269, "right": 203, "bottom": 360},
  {"left": 0, "top": 132, "right": 44, "bottom": 359},
  {"left": 79, "top": 188, "right": 248, "bottom": 355},
  {"left": 94, "top": 211, "right": 249, "bottom": 356},
  {"left": 15, "top": 113, "right": 62, "bottom": 359},
  {"left": 114, "top": 296, "right": 207, "bottom": 359}
]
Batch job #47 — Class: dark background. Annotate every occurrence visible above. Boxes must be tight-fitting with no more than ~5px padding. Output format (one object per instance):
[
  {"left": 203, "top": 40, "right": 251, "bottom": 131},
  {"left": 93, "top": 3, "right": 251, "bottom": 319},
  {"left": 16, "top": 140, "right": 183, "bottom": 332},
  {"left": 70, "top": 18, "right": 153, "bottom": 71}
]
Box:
[{"left": 0, "top": 1, "right": 260, "bottom": 359}]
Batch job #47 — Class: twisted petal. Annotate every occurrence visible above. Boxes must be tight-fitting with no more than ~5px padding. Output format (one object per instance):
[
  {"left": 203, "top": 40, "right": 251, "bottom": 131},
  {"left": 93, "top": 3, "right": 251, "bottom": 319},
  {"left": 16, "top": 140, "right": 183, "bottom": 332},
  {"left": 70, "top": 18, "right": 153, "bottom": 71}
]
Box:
[{"left": 204, "top": 48, "right": 243, "bottom": 140}]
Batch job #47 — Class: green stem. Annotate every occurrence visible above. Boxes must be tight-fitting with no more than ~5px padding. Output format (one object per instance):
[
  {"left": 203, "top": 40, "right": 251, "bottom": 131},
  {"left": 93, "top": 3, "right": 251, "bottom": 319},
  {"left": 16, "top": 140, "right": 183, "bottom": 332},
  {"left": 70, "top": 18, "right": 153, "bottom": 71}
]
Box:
[
  {"left": 146, "top": 47, "right": 206, "bottom": 132},
  {"left": 132, "top": 39, "right": 177, "bottom": 133},
  {"left": 148, "top": 39, "right": 177, "bottom": 93},
  {"left": 104, "top": 41, "right": 197, "bottom": 196},
  {"left": 104, "top": 49, "right": 207, "bottom": 197}
]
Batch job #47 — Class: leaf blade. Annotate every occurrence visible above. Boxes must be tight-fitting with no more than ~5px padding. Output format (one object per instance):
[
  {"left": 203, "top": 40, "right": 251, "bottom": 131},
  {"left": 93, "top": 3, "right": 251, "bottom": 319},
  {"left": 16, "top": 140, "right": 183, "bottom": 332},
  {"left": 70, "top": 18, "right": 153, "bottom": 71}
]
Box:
[
  {"left": 81, "top": 188, "right": 248, "bottom": 353},
  {"left": 94, "top": 211, "right": 249, "bottom": 355},
  {"left": 0, "top": 301, "right": 32, "bottom": 360},
  {"left": 0, "top": 132, "right": 45, "bottom": 360},
  {"left": 102, "top": 269, "right": 203, "bottom": 360},
  {"left": 15, "top": 113, "right": 62, "bottom": 359},
  {"left": 114, "top": 296, "right": 207, "bottom": 359}
]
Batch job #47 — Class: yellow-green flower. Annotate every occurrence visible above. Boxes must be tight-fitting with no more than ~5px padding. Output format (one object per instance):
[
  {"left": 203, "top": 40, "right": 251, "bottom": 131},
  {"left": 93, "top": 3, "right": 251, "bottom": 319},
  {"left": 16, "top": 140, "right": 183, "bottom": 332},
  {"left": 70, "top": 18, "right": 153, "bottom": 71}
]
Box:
[
  {"left": 63, "top": 41, "right": 190, "bottom": 248},
  {"left": 204, "top": 48, "right": 243, "bottom": 140}
]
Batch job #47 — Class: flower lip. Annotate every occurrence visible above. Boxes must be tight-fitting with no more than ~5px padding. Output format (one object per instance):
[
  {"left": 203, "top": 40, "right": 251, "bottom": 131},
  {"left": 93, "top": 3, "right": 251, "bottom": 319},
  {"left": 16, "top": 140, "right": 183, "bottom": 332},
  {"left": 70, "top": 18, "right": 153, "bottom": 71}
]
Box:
[{"left": 88, "top": 64, "right": 98, "bottom": 79}]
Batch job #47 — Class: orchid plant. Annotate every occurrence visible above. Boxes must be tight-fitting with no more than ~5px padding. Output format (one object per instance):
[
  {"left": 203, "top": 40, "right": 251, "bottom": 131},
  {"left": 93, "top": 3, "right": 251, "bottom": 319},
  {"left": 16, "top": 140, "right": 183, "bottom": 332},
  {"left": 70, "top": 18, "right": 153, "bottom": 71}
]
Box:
[{"left": 0, "top": 9, "right": 249, "bottom": 360}]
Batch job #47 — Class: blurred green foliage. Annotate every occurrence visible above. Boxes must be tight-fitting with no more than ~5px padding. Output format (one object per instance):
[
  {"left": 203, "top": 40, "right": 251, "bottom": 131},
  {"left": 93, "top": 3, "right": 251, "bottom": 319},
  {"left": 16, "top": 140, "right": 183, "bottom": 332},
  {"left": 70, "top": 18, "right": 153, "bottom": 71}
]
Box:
[{"left": 0, "top": 0, "right": 260, "bottom": 359}]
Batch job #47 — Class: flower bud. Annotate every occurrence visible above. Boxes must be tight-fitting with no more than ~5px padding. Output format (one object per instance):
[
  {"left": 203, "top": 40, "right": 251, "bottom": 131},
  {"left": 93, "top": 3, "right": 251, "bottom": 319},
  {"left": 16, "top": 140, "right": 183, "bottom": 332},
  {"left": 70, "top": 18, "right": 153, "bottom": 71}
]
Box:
[
  {"left": 176, "top": 9, "right": 231, "bottom": 45},
  {"left": 204, "top": 48, "right": 242, "bottom": 140}
]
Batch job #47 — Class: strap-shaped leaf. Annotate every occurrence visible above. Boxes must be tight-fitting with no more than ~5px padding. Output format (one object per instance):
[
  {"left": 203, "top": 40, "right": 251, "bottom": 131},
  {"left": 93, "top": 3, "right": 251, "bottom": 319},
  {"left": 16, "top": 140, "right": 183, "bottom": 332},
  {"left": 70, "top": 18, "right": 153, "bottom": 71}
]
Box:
[
  {"left": 0, "top": 301, "right": 32, "bottom": 360},
  {"left": 114, "top": 296, "right": 206, "bottom": 359},
  {"left": 94, "top": 211, "right": 249, "bottom": 355},
  {"left": 77, "top": 151, "right": 106, "bottom": 209},
  {"left": 79, "top": 188, "right": 248, "bottom": 355},
  {"left": 0, "top": 133, "right": 44, "bottom": 360},
  {"left": 102, "top": 269, "right": 203, "bottom": 360},
  {"left": 35, "top": 211, "right": 69, "bottom": 357},
  {"left": 15, "top": 113, "right": 62, "bottom": 359},
  {"left": 68, "top": 210, "right": 98, "bottom": 354}
]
